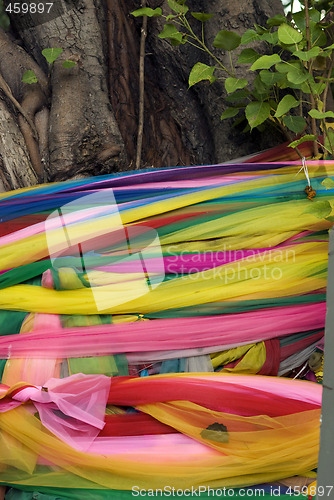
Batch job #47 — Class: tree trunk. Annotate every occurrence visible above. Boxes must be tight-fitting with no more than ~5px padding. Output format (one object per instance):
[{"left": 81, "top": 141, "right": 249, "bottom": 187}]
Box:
[{"left": 0, "top": 0, "right": 284, "bottom": 192}]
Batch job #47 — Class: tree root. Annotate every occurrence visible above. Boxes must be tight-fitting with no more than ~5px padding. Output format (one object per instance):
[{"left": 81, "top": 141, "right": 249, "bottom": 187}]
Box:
[{"left": 0, "top": 71, "right": 39, "bottom": 140}]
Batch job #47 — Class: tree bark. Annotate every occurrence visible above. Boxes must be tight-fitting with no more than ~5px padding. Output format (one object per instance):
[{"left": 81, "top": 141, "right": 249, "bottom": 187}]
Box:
[{"left": 0, "top": 0, "right": 285, "bottom": 192}]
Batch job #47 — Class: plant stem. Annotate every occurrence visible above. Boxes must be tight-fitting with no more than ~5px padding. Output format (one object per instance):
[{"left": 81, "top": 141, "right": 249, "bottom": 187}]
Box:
[
  {"left": 0, "top": 71, "right": 39, "bottom": 140},
  {"left": 304, "top": 0, "right": 311, "bottom": 51},
  {"left": 182, "top": 16, "right": 234, "bottom": 76},
  {"left": 228, "top": 51, "right": 235, "bottom": 77},
  {"left": 135, "top": 0, "right": 147, "bottom": 170},
  {"left": 276, "top": 119, "right": 303, "bottom": 159},
  {"left": 321, "top": 58, "right": 334, "bottom": 114},
  {"left": 321, "top": 58, "right": 334, "bottom": 156},
  {"left": 304, "top": 0, "right": 319, "bottom": 157}
]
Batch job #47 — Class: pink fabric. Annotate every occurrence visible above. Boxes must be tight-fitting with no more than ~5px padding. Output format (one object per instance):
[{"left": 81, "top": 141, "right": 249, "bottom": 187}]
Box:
[
  {"left": 85, "top": 433, "right": 220, "bottom": 457},
  {"left": 1, "top": 373, "right": 111, "bottom": 451},
  {"left": 0, "top": 302, "right": 326, "bottom": 359}
]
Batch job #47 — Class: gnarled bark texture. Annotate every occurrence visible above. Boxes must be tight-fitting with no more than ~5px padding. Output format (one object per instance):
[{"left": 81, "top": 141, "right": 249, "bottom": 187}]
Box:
[{"left": 0, "top": 0, "right": 285, "bottom": 192}]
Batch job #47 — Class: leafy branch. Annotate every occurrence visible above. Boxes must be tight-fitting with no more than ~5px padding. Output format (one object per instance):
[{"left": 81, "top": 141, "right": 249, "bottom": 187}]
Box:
[
  {"left": 22, "top": 48, "right": 76, "bottom": 85},
  {"left": 132, "top": 0, "right": 334, "bottom": 159}
]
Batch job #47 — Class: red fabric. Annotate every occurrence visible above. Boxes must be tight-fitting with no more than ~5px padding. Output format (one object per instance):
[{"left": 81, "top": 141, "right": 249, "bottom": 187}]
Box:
[
  {"left": 107, "top": 377, "right": 319, "bottom": 417},
  {"left": 246, "top": 139, "right": 314, "bottom": 163},
  {"left": 220, "top": 339, "right": 280, "bottom": 376},
  {"left": 0, "top": 215, "right": 48, "bottom": 237},
  {"left": 134, "top": 211, "right": 209, "bottom": 230},
  {"left": 99, "top": 413, "right": 177, "bottom": 437},
  {"left": 258, "top": 339, "right": 280, "bottom": 376}
]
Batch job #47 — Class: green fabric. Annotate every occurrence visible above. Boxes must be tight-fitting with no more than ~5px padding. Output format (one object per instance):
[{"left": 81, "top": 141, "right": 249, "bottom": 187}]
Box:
[
  {"left": 5, "top": 488, "right": 65, "bottom": 499},
  {"left": 68, "top": 354, "right": 129, "bottom": 377},
  {"left": 0, "top": 310, "right": 27, "bottom": 335},
  {"left": 280, "top": 328, "right": 324, "bottom": 347},
  {"left": 60, "top": 314, "right": 112, "bottom": 328},
  {"left": 144, "top": 293, "right": 327, "bottom": 318},
  {"left": 0, "top": 359, "right": 6, "bottom": 380},
  {"left": 3, "top": 486, "right": 305, "bottom": 500}
]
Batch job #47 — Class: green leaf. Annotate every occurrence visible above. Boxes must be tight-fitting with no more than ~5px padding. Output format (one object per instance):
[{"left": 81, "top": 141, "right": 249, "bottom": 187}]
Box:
[
  {"left": 287, "top": 68, "right": 310, "bottom": 85},
  {"left": 309, "top": 8, "right": 321, "bottom": 23},
  {"left": 188, "top": 62, "right": 216, "bottom": 88},
  {"left": 22, "top": 70, "right": 38, "bottom": 84},
  {"left": 321, "top": 178, "right": 334, "bottom": 190},
  {"left": 254, "top": 24, "right": 268, "bottom": 35},
  {"left": 310, "top": 21, "right": 327, "bottom": 47},
  {"left": 309, "top": 110, "right": 334, "bottom": 119},
  {"left": 288, "top": 135, "right": 317, "bottom": 148},
  {"left": 62, "top": 60, "right": 76, "bottom": 68},
  {"left": 293, "top": 47, "right": 320, "bottom": 61},
  {"left": 303, "top": 200, "right": 332, "bottom": 219},
  {"left": 259, "top": 70, "right": 285, "bottom": 86},
  {"left": 224, "top": 89, "right": 248, "bottom": 103},
  {"left": 261, "top": 31, "right": 279, "bottom": 45},
  {"left": 225, "top": 77, "right": 247, "bottom": 94},
  {"left": 276, "top": 61, "right": 300, "bottom": 73},
  {"left": 283, "top": 115, "right": 306, "bottom": 133},
  {"left": 241, "top": 29, "right": 260, "bottom": 44},
  {"left": 313, "top": 56, "right": 327, "bottom": 71},
  {"left": 131, "top": 7, "right": 162, "bottom": 17},
  {"left": 237, "top": 48, "right": 260, "bottom": 64},
  {"left": 292, "top": 11, "right": 306, "bottom": 31},
  {"left": 213, "top": 30, "right": 241, "bottom": 51},
  {"left": 325, "top": 129, "right": 334, "bottom": 155},
  {"left": 200, "top": 423, "right": 229, "bottom": 443},
  {"left": 167, "top": 0, "right": 188, "bottom": 14},
  {"left": 0, "top": 12, "right": 10, "bottom": 31},
  {"left": 191, "top": 12, "right": 213, "bottom": 22},
  {"left": 267, "top": 14, "right": 286, "bottom": 26},
  {"left": 253, "top": 75, "right": 270, "bottom": 96},
  {"left": 292, "top": 8, "right": 319, "bottom": 31},
  {"left": 274, "top": 95, "right": 299, "bottom": 117},
  {"left": 250, "top": 54, "right": 281, "bottom": 71},
  {"left": 278, "top": 23, "right": 303, "bottom": 45},
  {"left": 245, "top": 101, "right": 271, "bottom": 130},
  {"left": 221, "top": 107, "right": 239, "bottom": 120},
  {"left": 42, "top": 48, "right": 63, "bottom": 65},
  {"left": 307, "top": 81, "right": 326, "bottom": 96},
  {"left": 158, "top": 24, "right": 184, "bottom": 44},
  {"left": 293, "top": 9, "right": 320, "bottom": 30}
]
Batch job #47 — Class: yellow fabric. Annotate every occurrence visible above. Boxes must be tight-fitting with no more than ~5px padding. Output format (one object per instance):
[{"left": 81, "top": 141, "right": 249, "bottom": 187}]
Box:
[
  {"left": 212, "top": 343, "right": 266, "bottom": 374},
  {"left": 211, "top": 345, "right": 254, "bottom": 368},
  {"left": 0, "top": 402, "right": 320, "bottom": 490},
  {"left": 0, "top": 241, "right": 327, "bottom": 314},
  {"left": 159, "top": 198, "right": 333, "bottom": 247}
]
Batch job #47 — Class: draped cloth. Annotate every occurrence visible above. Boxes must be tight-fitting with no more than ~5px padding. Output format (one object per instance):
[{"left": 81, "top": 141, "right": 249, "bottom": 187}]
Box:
[
  {"left": 0, "top": 373, "right": 322, "bottom": 489},
  {"left": 0, "top": 158, "right": 332, "bottom": 493}
]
